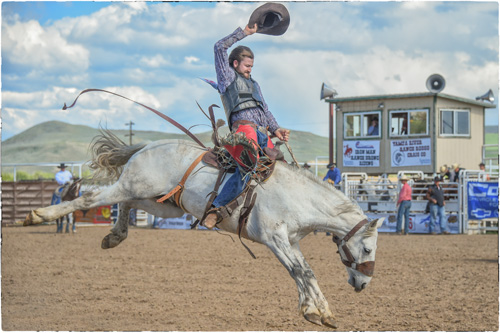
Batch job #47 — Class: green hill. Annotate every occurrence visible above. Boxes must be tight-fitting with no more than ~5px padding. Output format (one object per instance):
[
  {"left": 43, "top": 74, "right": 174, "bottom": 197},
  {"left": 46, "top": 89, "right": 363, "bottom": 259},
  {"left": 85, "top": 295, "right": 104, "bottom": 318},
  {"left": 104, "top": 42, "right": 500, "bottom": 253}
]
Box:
[{"left": 2, "top": 121, "right": 330, "bottom": 166}]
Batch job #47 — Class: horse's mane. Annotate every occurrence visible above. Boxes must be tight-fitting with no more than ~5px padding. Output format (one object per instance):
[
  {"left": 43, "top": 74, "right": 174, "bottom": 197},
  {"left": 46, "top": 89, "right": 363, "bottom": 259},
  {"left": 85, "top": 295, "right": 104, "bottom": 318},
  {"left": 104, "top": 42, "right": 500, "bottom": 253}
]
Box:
[{"left": 277, "top": 162, "right": 364, "bottom": 216}]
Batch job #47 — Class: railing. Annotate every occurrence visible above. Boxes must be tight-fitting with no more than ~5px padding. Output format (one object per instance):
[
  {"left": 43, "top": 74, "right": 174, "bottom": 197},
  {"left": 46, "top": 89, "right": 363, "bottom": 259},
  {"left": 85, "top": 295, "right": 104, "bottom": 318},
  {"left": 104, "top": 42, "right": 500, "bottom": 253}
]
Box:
[{"left": 2, "top": 162, "right": 87, "bottom": 181}]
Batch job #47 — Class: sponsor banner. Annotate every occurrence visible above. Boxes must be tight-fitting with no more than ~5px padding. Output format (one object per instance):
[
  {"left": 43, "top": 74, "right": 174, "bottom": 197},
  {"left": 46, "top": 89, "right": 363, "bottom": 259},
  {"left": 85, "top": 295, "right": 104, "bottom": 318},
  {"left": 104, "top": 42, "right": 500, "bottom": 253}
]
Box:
[
  {"left": 467, "top": 182, "right": 499, "bottom": 220},
  {"left": 367, "top": 212, "right": 459, "bottom": 234},
  {"left": 154, "top": 214, "right": 195, "bottom": 229},
  {"left": 390, "top": 138, "right": 431, "bottom": 167},
  {"left": 343, "top": 140, "right": 380, "bottom": 167}
]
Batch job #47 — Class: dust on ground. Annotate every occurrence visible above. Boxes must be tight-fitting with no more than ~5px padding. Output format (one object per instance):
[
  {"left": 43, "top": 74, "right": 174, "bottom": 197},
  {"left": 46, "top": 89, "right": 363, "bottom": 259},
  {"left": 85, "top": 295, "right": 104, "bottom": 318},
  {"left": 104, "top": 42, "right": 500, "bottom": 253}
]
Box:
[{"left": 2, "top": 225, "right": 498, "bottom": 331}]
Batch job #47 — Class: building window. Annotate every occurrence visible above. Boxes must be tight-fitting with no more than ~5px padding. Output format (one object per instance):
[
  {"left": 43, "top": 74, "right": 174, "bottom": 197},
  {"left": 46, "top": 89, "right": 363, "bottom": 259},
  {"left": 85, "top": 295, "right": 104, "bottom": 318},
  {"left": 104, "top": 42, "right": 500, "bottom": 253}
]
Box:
[
  {"left": 389, "top": 109, "right": 428, "bottom": 137},
  {"left": 344, "top": 112, "right": 381, "bottom": 139},
  {"left": 440, "top": 109, "right": 470, "bottom": 136}
]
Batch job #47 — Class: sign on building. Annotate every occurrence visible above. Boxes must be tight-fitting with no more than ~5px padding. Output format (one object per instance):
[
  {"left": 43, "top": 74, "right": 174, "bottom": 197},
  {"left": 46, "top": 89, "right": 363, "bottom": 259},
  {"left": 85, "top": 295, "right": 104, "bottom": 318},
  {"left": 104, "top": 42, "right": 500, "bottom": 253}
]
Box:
[
  {"left": 390, "top": 138, "right": 431, "bottom": 167},
  {"left": 343, "top": 140, "right": 380, "bottom": 167}
]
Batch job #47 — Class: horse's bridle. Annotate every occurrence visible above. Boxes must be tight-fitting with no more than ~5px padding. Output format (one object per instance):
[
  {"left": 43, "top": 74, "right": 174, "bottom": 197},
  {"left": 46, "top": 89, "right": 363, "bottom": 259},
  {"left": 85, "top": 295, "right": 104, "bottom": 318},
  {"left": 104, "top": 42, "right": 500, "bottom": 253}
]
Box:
[{"left": 332, "top": 219, "right": 375, "bottom": 277}]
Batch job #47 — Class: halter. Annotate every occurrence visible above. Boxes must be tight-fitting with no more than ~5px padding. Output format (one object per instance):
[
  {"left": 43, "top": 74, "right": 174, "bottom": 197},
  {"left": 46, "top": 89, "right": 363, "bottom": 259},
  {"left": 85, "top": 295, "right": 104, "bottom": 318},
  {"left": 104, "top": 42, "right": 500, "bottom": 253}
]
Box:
[{"left": 332, "top": 219, "right": 375, "bottom": 277}]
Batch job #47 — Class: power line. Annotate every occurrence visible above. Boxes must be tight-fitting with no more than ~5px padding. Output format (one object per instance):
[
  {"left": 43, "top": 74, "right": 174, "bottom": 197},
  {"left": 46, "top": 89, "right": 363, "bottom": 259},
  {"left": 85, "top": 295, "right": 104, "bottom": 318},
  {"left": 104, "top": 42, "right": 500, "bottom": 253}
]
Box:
[{"left": 125, "top": 121, "right": 135, "bottom": 145}]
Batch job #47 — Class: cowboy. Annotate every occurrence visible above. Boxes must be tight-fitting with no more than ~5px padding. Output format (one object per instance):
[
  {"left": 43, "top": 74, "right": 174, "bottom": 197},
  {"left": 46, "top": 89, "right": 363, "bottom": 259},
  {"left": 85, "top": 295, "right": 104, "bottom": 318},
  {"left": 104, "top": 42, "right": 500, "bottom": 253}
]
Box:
[
  {"left": 202, "top": 4, "right": 291, "bottom": 229},
  {"left": 303, "top": 163, "right": 312, "bottom": 172},
  {"left": 323, "top": 162, "right": 341, "bottom": 185},
  {"left": 396, "top": 176, "right": 412, "bottom": 235},
  {"left": 55, "top": 163, "right": 73, "bottom": 186},
  {"left": 426, "top": 176, "right": 450, "bottom": 235},
  {"left": 439, "top": 164, "right": 451, "bottom": 181}
]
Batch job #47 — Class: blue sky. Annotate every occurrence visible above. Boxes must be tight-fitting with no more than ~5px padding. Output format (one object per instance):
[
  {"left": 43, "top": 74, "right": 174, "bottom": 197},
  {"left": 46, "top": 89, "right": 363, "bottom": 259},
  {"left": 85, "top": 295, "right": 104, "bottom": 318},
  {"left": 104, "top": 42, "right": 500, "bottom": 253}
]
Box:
[{"left": 2, "top": 1, "right": 498, "bottom": 141}]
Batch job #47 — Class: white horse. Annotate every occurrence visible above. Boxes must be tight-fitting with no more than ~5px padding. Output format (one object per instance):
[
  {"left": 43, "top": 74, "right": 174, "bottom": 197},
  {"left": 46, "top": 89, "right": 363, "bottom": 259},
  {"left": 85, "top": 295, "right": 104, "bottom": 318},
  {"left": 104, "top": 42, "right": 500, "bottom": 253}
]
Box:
[{"left": 24, "top": 132, "right": 383, "bottom": 329}]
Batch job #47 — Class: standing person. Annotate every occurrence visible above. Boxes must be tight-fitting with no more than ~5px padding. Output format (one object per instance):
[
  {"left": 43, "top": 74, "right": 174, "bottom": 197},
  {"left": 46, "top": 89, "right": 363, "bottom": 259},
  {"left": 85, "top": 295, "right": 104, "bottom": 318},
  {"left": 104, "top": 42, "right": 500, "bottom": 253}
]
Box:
[
  {"left": 202, "top": 4, "right": 291, "bottom": 229},
  {"left": 323, "top": 163, "right": 341, "bottom": 185},
  {"left": 367, "top": 117, "right": 379, "bottom": 136},
  {"left": 451, "top": 163, "right": 463, "bottom": 182},
  {"left": 426, "top": 176, "right": 450, "bottom": 235},
  {"left": 479, "top": 162, "right": 491, "bottom": 181},
  {"left": 396, "top": 176, "right": 412, "bottom": 235},
  {"left": 55, "top": 163, "right": 73, "bottom": 185}
]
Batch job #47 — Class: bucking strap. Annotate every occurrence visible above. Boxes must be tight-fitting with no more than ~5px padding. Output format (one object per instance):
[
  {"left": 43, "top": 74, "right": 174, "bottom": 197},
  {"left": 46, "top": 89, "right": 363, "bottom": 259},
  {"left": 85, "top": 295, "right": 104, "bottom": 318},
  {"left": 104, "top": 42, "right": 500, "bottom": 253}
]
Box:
[{"left": 157, "top": 151, "right": 208, "bottom": 205}]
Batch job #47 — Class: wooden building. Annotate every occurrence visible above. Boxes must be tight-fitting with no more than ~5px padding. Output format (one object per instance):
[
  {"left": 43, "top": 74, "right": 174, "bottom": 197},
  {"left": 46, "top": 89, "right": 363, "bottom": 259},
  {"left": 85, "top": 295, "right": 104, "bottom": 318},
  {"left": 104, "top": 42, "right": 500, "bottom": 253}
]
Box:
[{"left": 324, "top": 92, "right": 496, "bottom": 175}]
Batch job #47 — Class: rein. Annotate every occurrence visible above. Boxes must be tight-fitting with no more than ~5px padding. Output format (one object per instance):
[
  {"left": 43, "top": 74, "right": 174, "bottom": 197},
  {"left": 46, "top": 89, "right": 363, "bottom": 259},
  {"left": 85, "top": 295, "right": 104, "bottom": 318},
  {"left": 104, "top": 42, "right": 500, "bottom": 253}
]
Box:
[
  {"left": 332, "top": 219, "right": 375, "bottom": 277},
  {"left": 63, "top": 89, "right": 206, "bottom": 149}
]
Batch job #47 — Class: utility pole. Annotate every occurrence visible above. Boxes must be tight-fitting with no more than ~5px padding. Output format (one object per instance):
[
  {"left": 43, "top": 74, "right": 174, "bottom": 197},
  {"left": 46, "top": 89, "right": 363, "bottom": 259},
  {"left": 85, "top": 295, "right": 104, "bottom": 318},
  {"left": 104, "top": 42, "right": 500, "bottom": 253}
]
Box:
[{"left": 125, "top": 121, "right": 135, "bottom": 145}]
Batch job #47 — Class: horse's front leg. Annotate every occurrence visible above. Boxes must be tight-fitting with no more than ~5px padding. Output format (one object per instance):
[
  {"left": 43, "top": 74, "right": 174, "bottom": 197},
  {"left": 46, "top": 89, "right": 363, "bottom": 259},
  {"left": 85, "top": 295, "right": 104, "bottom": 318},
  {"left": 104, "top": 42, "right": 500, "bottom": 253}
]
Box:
[
  {"left": 266, "top": 233, "right": 338, "bottom": 329},
  {"left": 101, "top": 202, "right": 130, "bottom": 249},
  {"left": 290, "top": 242, "right": 337, "bottom": 328}
]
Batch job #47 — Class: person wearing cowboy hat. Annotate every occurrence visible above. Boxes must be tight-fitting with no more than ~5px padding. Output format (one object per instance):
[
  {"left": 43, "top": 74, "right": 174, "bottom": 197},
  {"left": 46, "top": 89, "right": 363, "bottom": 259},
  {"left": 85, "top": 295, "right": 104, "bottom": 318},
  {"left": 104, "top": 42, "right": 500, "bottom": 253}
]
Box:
[
  {"left": 202, "top": 3, "right": 291, "bottom": 229},
  {"left": 450, "top": 163, "right": 463, "bottom": 182},
  {"left": 439, "top": 164, "right": 451, "bottom": 181},
  {"left": 322, "top": 162, "right": 341, "bottom": 185},
  {"left": 302, "top": 162, "right": 312, "bottom": 172},
  {"left": 396, "top": 176, "right": 412, "bottom": 235},
  {"left": 55, "top": 163, "right": 73, "bottom": 186},
  {"left": 426, "top": 176, "right": 450, "bottom": 234}
]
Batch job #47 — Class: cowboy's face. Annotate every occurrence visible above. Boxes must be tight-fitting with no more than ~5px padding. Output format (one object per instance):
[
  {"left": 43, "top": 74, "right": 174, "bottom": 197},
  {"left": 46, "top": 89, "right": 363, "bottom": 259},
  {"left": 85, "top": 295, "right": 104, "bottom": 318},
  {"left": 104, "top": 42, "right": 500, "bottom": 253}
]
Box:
[{"left": 234, "top": 57, "right": 253, "bottom": 79}]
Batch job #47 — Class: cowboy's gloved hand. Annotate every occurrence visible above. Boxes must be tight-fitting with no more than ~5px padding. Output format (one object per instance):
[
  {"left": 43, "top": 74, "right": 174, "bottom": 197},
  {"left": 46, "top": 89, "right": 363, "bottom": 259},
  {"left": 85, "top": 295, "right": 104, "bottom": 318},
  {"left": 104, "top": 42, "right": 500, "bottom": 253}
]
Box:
[
  {"left": 274, "top": 128, "right": 290, "bottom": 142},
  {"left": 244, "top": 24, "right": 258, "bottom": 35}
]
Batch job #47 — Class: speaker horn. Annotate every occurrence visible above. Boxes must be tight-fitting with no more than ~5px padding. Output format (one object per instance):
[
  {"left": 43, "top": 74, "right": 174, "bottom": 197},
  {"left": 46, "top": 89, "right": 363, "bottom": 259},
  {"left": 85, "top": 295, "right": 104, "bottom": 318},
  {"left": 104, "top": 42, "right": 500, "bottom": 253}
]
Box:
[
  {"left": 426, "top": 74, "right": 446, "bottom": 93},
  {"left": 320, "top": 83, "right": 337, "bottom": 100},
  {"left": 476, "top": 89, "right": 495, "bottom": 103}
]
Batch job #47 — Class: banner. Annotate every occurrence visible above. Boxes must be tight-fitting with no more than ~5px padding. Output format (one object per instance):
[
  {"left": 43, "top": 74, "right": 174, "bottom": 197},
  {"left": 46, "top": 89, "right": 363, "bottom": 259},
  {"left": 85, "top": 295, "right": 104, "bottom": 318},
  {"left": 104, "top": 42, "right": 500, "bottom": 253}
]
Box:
[
  {"left": 367, "top": 212, "right": 459, "bottom": 234},
  {"left": 390, "top": 138, "right": 431, "bottom": 167},
  {"left": 467, "top": 182, "right": 499, "bottom": 219},
  {"left": 343, "top": 140, "right": 380, "bottom": 167}
]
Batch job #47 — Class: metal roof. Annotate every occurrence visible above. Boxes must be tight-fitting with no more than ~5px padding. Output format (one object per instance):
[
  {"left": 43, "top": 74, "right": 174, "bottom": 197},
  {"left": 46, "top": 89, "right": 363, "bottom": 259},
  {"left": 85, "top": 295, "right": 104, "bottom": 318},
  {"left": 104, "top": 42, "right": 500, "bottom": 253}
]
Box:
[{"left": 325, "top": 91, "right": 496, "bottom": 108}]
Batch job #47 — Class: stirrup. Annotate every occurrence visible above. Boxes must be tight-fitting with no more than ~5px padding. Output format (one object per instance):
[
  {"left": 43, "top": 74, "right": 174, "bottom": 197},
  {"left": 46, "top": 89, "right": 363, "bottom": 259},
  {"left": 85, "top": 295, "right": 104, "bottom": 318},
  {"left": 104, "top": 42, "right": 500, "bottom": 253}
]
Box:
[{"left": 200, "top": 208, "right": 223, "bottom": 228}]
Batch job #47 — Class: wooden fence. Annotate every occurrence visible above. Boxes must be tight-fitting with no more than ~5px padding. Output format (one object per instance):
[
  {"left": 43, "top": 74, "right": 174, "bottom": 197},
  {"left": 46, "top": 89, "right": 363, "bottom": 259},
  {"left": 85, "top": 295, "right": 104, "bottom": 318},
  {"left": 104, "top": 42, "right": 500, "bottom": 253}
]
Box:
[{"left": 1, "top": 180, "right": 59, "bottom": 225}]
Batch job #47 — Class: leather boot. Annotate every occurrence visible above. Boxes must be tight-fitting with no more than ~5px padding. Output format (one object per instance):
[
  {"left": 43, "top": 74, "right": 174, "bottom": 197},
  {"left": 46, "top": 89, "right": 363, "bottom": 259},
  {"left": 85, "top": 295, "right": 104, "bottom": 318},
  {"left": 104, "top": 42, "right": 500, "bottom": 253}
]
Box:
[{"left": 203, "top": 212, "right": 218, "bottom": 229}]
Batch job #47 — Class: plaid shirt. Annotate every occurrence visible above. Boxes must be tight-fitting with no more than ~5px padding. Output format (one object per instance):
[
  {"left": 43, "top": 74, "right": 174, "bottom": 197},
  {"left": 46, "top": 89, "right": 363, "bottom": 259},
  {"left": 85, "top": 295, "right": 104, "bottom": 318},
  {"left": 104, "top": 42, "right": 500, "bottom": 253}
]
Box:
[{"left": 214, "top": 27, "right": 280, "bottom": 134}]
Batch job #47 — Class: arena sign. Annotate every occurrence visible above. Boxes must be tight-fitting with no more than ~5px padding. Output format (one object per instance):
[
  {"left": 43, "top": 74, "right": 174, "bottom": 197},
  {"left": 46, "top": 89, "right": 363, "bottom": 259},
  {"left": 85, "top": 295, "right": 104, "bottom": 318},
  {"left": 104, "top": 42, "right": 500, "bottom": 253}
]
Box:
[
  {"left": 342, "top": 140, "right": 380, "bottom": 167},
  {"left": 467, "top": 182, "right": 499, "bottom": 219},
  {"left": 390, "top": 138, "right": 431, "bottom": 167}
]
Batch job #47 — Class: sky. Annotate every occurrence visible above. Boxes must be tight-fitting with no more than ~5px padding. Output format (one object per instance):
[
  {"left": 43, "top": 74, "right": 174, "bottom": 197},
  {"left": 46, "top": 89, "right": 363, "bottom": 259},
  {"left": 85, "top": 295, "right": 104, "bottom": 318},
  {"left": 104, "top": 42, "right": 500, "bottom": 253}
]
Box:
[{"left": 1, "top": 1, "right": 499, "bottom": 141}]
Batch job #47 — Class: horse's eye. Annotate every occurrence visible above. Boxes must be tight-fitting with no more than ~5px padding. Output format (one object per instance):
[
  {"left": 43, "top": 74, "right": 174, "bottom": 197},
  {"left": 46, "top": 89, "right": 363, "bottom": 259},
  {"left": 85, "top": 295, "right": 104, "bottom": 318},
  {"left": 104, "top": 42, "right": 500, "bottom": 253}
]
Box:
[{"left": 364, "top": 248, "right": 372, "bottom": 254}]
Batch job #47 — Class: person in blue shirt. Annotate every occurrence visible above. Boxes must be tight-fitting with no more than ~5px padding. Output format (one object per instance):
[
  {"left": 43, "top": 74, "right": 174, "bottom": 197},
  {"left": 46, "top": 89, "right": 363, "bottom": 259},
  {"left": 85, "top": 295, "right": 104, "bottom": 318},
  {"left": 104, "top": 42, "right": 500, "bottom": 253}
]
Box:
[
  {"left": 368, "top": 117, "right": 379, "bottom": 136},
  {"left": 323, "top": 163, "right": 341, "bottom": 185}
]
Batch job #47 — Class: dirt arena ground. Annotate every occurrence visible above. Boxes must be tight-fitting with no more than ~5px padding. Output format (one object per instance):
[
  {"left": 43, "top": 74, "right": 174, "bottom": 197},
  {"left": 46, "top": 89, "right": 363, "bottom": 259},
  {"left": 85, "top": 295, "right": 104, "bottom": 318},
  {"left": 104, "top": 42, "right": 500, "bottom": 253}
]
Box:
[{"left": 2, "top": 224, "right": 498, "bottom": 331}]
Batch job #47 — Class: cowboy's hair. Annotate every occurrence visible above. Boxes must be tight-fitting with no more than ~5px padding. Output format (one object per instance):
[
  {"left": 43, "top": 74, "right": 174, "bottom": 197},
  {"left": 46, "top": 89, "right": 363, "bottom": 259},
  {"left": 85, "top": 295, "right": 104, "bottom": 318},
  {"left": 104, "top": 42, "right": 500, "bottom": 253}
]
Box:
[{"left": 229, "top": 46, "right": 254, "bottom": 68}]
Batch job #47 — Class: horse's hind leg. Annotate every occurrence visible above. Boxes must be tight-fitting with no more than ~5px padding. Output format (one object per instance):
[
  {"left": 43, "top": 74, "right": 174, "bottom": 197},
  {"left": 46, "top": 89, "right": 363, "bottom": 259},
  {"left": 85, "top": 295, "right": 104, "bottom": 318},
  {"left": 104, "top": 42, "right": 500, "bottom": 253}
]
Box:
[{"left": 101, "top": 202, "right": 131, "bottom": 249}]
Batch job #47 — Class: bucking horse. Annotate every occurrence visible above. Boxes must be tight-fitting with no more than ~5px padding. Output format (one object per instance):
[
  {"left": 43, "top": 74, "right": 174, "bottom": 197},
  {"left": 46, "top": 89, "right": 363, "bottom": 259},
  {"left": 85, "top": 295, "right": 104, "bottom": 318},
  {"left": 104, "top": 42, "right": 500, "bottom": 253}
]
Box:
[{"left": 23, "top": 90, "right": 383, "bottom": 329}]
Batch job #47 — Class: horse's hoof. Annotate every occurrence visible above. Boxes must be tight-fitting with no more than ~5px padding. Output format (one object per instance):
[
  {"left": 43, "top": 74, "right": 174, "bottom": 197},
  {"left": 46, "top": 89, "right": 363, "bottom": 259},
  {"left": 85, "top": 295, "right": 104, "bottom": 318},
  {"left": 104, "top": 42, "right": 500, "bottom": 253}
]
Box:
[
  {"left": 101, "top": 234, "right": 123, "bottom": 249},
  {"left": 304, "top": 313, "right": 323, "bottom": 326},
  {"left": 321, "top": 315, "right": 338, "bottom": 329}
]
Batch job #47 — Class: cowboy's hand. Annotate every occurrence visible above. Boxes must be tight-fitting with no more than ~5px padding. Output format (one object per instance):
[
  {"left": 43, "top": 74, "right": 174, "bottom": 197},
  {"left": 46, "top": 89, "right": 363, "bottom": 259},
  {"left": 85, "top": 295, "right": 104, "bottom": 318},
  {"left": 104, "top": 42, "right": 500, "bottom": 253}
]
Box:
[
  {"left": 274, "top": 128, "right": 290, "bottom": 142},
  {"left": 244, "top": 23, "right": 258, "bottom": 35}
]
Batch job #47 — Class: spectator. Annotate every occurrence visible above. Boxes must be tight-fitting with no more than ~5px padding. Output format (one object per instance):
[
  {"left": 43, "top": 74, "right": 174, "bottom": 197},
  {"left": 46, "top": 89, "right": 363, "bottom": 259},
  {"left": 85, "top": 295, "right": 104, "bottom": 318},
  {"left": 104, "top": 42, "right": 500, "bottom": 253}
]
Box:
[
  {"left": 323, "top": 162, "right": 341, "bottom": 185},
  {"left": 303, "top": 163, "right": 312, "bottom": 172},
  {"left": 451, "top": 163, "right": 463, "bottom": 182},
  {"left": 396, "top": 176, "right": 412, "bottom": 235},
  {"left": 439, "top": 164, "right": 451, "bottom": 181},
  {"left": 55, "top": 163, "right": 73, "bottom": 186},
  {"left": 479, "top": 162, "right": 491, "bottom": 181},
  {"left": 367, "top": 117, "right": 379, "bottom": 136},
  {"left": 426, "top": 176, "right": 450, "bottom": 235}
]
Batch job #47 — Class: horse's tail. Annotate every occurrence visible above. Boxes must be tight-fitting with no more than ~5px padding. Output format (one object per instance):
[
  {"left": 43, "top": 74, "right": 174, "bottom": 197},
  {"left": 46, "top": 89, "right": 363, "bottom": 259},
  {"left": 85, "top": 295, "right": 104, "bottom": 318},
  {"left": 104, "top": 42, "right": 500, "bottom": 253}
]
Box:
[{"left": 88, "top": 129, "right": 147, "bottom": 182}]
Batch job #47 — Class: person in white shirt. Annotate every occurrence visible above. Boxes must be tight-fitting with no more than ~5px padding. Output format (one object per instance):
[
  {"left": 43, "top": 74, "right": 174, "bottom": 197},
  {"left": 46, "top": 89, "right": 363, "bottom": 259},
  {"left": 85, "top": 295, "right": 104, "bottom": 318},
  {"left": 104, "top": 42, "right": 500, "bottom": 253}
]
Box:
[{"left": 55, "top": 163, "right": 73, "bottom": 185}]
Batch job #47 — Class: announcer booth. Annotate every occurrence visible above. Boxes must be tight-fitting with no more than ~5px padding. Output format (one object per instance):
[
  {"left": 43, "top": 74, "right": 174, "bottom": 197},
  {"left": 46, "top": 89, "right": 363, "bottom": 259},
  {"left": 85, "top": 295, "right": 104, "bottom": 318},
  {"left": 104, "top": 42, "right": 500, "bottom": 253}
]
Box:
[{"left": 321, "top": 76, "right": 496, "bottom": 174}]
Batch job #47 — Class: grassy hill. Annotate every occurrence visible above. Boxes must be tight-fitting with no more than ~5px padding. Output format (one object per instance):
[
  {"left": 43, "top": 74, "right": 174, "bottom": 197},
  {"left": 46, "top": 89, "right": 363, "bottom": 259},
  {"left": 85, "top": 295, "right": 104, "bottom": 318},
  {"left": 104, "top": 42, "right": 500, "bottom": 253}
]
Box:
[{"left": 2, "top": 121, "right": 330, "bottom": 167}]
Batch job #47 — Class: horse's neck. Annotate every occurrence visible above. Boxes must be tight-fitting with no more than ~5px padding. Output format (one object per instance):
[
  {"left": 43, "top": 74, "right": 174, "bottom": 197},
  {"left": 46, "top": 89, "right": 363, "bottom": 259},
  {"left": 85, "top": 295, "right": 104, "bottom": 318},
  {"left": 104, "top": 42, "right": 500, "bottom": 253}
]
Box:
[{"left": 272, "top": 164, "right": 366, "bottom": 237}]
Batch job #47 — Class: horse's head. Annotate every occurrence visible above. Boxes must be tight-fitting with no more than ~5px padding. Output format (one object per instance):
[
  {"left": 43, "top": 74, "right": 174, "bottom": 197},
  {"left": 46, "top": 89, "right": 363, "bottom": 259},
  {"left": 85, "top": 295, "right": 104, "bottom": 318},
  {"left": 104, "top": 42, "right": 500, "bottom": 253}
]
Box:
[{"left": 333, "top": 217, "right": 384, "bottom": 293}]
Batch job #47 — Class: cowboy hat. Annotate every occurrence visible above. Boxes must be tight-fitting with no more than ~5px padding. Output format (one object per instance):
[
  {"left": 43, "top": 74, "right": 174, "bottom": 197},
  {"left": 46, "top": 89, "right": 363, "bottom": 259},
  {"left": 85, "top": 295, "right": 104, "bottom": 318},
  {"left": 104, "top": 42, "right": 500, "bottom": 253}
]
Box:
[
  {"left": 434, "top": 176, "right": 442, "bottom": 182},
  {"left": 452, "top": 163, "right": 460, "bottom": 170},
  {"left": 303, "top": 163, "right": 311, "bottom": 168},
  {"left": 439, "top": 165, "right": 448, "bottom": 173},
  {"left": 57, "top": 163, "right": 67, "bottom": 169},
  {"left": 326, "top": 162, "right": 336, "bottom": 168},
  {"left": 399, "top": 176, "right": 409, "bottom": 181},
  {"left": 248, "top": 3, "right": 290, "bottom": 36}
]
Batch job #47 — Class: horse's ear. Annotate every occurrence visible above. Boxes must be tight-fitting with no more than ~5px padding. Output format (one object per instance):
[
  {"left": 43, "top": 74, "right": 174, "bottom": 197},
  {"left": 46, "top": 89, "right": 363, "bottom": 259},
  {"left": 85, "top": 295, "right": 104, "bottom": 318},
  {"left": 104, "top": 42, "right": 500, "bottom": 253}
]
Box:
[{"left": 369, "top": 217, "right": 385, "bottom": 229}]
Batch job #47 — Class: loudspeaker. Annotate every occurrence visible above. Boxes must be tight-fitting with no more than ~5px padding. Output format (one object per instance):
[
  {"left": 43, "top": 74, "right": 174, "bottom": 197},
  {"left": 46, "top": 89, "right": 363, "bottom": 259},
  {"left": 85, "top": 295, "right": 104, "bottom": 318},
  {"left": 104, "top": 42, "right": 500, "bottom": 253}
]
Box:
[
  {"left": 320, "top": 83, "right": 337, "bottom": 100},
  {"left": 476, "top": 89, "right": 495, "bottom": 103},
  {"left": 426, "top": 74, "right": 446, "bottom": 93}
]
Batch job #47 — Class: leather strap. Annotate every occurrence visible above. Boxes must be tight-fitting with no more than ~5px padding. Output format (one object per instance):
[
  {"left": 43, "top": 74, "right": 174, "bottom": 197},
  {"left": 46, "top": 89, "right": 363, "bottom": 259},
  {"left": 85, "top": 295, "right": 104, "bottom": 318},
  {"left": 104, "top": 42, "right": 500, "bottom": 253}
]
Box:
[
  {"left": 157, "top": 151, "right": 208, "bottom": 205},
  {"left": 63, "top": 89, "right": 206, "bottom": 149}
]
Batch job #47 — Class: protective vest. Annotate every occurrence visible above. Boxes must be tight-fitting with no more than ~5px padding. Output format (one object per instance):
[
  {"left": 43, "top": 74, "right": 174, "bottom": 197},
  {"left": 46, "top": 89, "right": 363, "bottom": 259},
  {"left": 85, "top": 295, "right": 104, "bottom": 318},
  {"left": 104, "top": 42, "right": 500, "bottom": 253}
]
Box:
[
  {"left": 428, "top": 184, "right": 445, "bottom": 207},
  {"left": 220, "top": 70, "right": 264, "bottom": 126}
]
